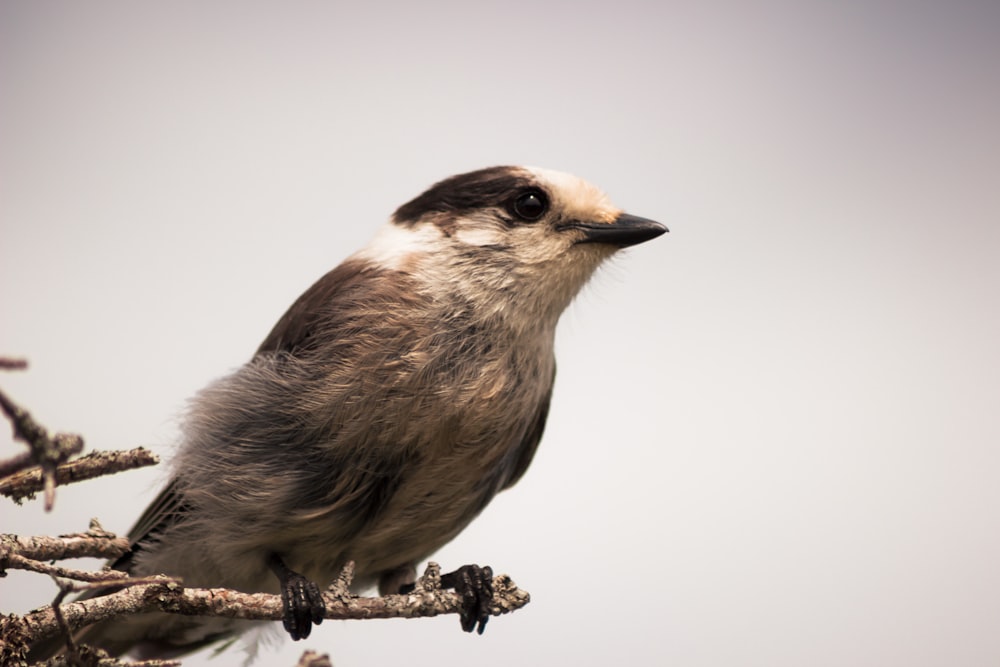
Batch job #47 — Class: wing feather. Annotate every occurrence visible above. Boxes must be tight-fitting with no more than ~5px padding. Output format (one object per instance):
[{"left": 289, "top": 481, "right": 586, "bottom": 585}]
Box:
[{"left": 502, "top": 365, "right": 555, "bottom": 490}]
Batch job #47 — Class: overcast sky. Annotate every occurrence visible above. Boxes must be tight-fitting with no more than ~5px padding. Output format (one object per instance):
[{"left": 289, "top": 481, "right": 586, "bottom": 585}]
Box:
[{"left": 3, "top": 2, "right": 999, "bottom": 666}]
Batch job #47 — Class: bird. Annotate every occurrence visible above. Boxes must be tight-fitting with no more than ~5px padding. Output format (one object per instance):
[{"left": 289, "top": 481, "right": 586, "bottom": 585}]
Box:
[{"left": 30, "top": 165, "right": 667, "bottom": 660}]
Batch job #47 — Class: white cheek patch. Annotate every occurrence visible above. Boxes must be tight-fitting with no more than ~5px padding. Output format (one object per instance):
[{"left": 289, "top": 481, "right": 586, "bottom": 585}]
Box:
[
  {"left": 355, "top": 221, "right": 444, "bottom": 270},
  {"left": 455, "top": 225, "right": 506, "bottom": 247}
]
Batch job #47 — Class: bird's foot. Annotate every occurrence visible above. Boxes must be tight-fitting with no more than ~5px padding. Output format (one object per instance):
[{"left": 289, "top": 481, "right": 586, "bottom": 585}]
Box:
[
  {"left": 441, "top": 563, "right": 494, "bottom": 634},
  {"left": 268, "top": 553, "right": 325, "bottom": 640}
]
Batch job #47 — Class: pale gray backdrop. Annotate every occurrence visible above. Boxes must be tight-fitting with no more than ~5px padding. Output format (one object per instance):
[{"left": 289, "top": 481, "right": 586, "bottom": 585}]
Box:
[{"left": 3, "top": 2, "right": 999, "bottom": 666}]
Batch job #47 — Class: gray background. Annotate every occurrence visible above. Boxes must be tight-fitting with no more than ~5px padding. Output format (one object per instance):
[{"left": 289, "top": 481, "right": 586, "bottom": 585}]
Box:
[{"left": 3, "top": 1, "right": 999, "bottom": 665}]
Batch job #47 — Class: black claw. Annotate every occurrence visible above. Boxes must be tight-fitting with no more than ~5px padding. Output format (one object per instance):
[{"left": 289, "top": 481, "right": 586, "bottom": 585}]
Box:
[
  {"left": 268, "top": 553, "right": 326, "bottom": 641},
  {"left": 441, "top": 564, "right": 494, "bottom": 635}
]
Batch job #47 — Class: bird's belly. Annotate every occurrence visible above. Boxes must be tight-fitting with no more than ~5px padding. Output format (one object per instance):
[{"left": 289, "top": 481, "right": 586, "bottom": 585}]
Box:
[{"left": 291, "top": 439, "right": 512, "bottom": 586}]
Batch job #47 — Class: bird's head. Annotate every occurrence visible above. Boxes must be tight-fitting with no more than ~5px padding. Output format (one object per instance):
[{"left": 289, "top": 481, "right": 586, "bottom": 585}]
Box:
[{"left": 357, "top": 166, "right": 667, "bottom": 330}]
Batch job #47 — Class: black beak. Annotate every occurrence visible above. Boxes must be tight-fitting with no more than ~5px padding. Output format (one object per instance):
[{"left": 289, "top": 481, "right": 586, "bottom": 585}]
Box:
[{"left": 559, "top": 214, "right": 668, "bottom": 247}]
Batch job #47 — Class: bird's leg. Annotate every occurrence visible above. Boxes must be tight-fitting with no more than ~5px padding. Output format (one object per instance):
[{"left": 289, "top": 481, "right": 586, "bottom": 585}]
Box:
[
  {"left": 378, "top": 563, "right": 417, "bottom": 596},
  {"left": 267, "top": 553, "right": 325, "bottom": 640},
  {"left": 397, "top": 563, "right": 494, "bottom": 634}
]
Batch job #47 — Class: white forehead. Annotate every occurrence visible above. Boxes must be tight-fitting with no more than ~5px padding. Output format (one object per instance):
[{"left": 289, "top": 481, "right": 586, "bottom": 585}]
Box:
[{"left": 523, "top": 166, "right": 620, "bottom": 223}]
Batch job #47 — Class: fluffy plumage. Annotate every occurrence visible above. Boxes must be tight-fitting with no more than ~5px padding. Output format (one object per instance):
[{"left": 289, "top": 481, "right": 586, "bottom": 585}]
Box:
[{"left": 31, "top": 165, "right": 666, "bottom": 660}]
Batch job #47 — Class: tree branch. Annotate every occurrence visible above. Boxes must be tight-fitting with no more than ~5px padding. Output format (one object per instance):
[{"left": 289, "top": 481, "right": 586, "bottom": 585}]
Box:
[
  {"left": 1, "top": 521, "right": 131, "bottom": 562},
  {"left": 34, "top": 651, "right": 181, "bottom": 667},
  {"left": 0, "top": 357, "right": 28, "bottom": 371},
  {"left": 0, "top": 381, "right": 85, "bottom": 510},
  {"left": 1, "top": 562, "right": 530, "bottom": 660},
  {"left": 0, "top": 447, "right": 159, "bottom": 504},
  {"left": 296, "top": 651, "right": 333, "bottom": 667}
]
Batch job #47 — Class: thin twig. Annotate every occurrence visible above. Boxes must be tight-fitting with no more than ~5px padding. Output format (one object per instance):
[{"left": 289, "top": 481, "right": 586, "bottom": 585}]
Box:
[
  {"left": 0, "top": 450, "right": 34, "bottom": 479},
  {"left": 0, "top": 357, "right": 28, "bottom": 371},
  {"left": 51, "top": 581, "right": 78, "bottom": 657},
  {"left": 1, "top": 521, "right": 131, "bottom": 562},
  {"left": 296, "top": 650, "right": 334, "bottom": 667},
  {"left": 0, "top": 447, "right": 159, "bottom": 503},
  {"left": 4, "top": 553, "right": 128, "bottom": 582},
  {"left": 35, "top": 651, "right": 181, "bottom": 667},
  {"left": 0, "top": 386, "right": 85, "bottom": 510},
  {"left": 36, "top": 654, "right": 181, "bottom": 667}
]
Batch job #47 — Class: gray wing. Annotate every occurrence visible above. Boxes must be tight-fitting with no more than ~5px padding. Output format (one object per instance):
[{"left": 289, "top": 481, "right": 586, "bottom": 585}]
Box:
[
  {"left": 501, "top": 366, "right": 555, "bottom": 490},
  {"left": 256, "top": 258, "right": 375, "bottom": 356}
]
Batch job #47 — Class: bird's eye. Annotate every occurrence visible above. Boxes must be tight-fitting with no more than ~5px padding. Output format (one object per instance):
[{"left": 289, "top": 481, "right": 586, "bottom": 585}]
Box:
[{"left": 511, "top": 190, "right": 548, "bottom": 221}]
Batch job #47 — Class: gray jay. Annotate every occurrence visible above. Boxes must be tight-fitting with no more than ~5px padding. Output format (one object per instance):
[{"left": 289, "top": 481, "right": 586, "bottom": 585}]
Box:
[{"left": 32, "top": 165, "right": 666, "bottom": 660}]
